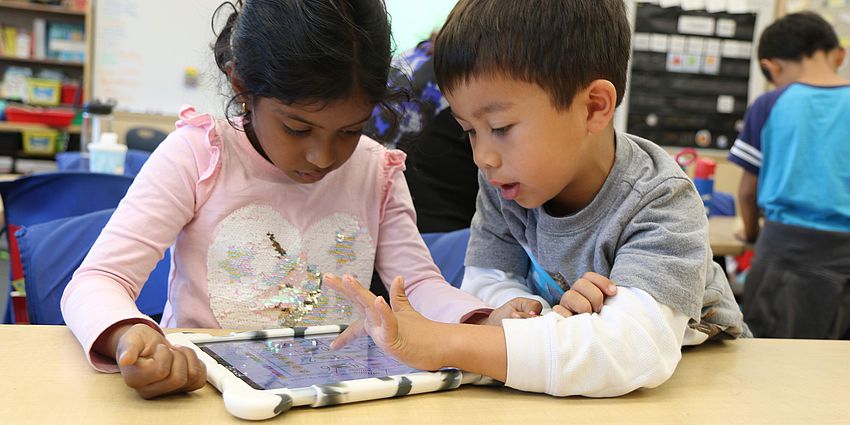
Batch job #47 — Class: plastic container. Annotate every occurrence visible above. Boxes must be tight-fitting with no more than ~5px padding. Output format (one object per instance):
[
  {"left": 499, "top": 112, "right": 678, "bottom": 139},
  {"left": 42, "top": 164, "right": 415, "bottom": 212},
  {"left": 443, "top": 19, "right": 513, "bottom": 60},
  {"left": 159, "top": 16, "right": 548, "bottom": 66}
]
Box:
[
  {"left": 22, "top": 129, "right": 59, "bottom": 155},
  {"left": 693, "top": 158, "right": 717, "bottom": 217},
  {"left": 4, "top": 105, "right": 75, "bottom": 127},
  {"left": 61, "top": 83, "right": 81, "bottom": 105},
  {"left": 27, "top": 78, "right": 62, "bottom": 106},
  {"left": 89, "top": 132, "right": 127, "bottom": 175},
  {"left": 80, "top": 101, "right": 115, "bottom": 155}
]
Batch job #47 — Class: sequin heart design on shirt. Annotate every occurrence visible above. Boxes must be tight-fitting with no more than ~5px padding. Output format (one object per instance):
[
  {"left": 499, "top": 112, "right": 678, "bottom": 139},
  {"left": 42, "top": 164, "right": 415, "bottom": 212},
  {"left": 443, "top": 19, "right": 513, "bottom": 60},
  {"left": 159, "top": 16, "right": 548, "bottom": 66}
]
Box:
[{"left": 207, "top": 204, "right": 374, "bottom": 329}]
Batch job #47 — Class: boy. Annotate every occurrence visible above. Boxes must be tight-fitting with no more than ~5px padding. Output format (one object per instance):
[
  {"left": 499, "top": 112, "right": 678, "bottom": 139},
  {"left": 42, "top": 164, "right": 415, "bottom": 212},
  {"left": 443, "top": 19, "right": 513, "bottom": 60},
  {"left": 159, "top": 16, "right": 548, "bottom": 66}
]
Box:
[
  {"left": 728, "top": 12, "right": 850, "bottom": 339},
  {"left": 326, "top": 0, "right": 748, "bottom": 397}
]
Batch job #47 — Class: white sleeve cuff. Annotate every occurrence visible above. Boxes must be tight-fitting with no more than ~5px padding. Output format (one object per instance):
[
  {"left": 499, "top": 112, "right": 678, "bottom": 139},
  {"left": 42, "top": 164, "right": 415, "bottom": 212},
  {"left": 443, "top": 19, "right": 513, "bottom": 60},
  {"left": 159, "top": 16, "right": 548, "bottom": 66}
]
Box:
[
  {"left": 461, "top": 266, "right": 551, "bottom": 310},
  {"left": 502, "top": 287, "right": 688, "bottom": 397}
]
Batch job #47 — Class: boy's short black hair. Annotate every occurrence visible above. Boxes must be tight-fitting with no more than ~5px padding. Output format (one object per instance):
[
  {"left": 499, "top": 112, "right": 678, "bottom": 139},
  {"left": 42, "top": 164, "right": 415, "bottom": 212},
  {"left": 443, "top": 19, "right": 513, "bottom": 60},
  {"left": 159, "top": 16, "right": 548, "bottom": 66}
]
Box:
[
  {"left": 434, "top": 0, "right": 631, "bottom": 108},
  {"left": 758, "top": 12, "right": 840, "bottom": 62}
]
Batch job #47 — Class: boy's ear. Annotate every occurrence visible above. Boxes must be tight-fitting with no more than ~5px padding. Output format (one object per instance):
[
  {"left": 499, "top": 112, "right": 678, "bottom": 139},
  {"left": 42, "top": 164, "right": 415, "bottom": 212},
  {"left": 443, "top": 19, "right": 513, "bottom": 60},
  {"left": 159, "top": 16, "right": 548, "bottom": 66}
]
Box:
[
  {"left": 584, "top": 80, "right": 617, "bottom": 134},
  {"left": 830, "top": 47, "right": 846, "bottom": 71},
  {"left": 759, "top": 58, "right": 780, "bottom": 83}
]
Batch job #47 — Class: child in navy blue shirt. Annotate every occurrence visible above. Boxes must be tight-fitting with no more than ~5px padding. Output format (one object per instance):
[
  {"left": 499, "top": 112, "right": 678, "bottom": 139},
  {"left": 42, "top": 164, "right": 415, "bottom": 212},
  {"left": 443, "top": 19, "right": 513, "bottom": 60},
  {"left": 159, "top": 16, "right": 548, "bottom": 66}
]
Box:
[{"left": 728, "top": 12, "right": 850, "bottom": 339}]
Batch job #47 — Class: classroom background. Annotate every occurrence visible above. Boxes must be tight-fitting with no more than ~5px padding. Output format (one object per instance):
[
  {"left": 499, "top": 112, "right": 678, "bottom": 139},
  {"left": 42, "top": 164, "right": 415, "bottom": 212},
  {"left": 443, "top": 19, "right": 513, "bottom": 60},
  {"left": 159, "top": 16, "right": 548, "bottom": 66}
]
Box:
[
  {"left": 0, "top": 0, "right": 847, "bottom": 318},
  {"left": 1, "top": 1, "right": 849, "bottom": 423}
]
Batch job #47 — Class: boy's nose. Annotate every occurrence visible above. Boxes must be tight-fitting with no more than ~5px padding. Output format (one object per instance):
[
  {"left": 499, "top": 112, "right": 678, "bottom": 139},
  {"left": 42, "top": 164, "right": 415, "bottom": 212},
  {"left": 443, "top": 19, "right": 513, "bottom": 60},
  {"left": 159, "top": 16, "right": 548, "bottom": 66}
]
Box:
[{"left": 472, "top": 139, "right": 500, "bottom": 170}]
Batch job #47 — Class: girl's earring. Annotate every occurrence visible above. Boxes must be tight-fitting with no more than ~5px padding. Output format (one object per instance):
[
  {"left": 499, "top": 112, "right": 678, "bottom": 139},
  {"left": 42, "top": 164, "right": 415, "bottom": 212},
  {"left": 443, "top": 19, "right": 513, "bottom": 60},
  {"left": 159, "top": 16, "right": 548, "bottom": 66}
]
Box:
[{"left": 241, "top": 102, "right": 249, "bottom": 114}]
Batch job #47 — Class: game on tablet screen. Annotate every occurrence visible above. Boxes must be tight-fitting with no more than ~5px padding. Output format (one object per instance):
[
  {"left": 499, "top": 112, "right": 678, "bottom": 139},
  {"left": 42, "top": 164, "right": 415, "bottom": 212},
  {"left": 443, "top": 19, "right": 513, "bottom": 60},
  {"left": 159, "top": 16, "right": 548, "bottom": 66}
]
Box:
[{"left": 198, "top": 335, "right": 420, "bottom": 390}]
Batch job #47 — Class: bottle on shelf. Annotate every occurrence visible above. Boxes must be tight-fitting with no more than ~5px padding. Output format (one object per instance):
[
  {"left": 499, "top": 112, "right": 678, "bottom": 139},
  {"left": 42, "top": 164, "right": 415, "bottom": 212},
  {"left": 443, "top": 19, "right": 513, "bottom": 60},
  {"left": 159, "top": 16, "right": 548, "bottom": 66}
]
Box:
[
  {"left": 693, "top": 157, "right": 717, "bottom": 217},
  {"left": 80, "top": 100, "right": 114, "bottom": 155}
]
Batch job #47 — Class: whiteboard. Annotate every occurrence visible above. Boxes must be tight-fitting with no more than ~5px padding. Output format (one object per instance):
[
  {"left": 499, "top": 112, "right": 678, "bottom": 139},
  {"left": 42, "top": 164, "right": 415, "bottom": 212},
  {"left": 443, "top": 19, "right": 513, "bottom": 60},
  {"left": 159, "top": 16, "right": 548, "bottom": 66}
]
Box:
[
  {"left": 91, "top": 0, "right": 459, "bottom": 117},
  {"left": 92, "top": 0, "right": 228, "bottom": 117}
]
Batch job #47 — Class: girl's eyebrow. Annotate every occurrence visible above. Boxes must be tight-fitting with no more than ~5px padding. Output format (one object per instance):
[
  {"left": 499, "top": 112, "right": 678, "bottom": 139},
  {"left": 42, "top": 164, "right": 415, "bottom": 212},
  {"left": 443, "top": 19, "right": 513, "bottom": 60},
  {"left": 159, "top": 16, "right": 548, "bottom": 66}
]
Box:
[
  {"left": 275, "top": 109, "right": 321, "bottom": 128},
  {"left": 274, "top": 109, "right": 372, "bottom": 130}
]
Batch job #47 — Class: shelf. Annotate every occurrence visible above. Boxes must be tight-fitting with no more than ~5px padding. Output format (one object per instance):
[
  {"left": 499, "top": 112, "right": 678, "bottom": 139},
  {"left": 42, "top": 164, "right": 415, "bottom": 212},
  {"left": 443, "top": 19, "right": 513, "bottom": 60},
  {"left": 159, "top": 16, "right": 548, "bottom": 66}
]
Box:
[
  {"left": 15, "top": 150, "right": 56, "bottom": 160},
  {"left": 0, "top": 121, "right": 80, "bottom": 134},
  {"left": 0, "top": 53, "right": 85, "bottom": 68},
  {"left": 0, "top": 1, "right": 85, "bottom": 17}
]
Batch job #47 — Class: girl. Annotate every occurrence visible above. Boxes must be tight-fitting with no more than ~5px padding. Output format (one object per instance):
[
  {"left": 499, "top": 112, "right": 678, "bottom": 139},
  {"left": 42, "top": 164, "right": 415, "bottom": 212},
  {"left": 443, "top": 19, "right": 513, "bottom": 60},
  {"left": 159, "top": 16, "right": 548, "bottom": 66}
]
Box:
[{"left": 62, "top": 0, "right": 609, "bottom": 400}]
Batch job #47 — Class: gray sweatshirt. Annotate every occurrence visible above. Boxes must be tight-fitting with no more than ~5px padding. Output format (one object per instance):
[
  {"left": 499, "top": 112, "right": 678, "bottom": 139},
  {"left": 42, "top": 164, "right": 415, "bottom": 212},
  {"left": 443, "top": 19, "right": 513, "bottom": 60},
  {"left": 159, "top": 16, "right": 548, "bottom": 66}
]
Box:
[{"left": 466, "top": 131, "right": 748, "bottom": 340}]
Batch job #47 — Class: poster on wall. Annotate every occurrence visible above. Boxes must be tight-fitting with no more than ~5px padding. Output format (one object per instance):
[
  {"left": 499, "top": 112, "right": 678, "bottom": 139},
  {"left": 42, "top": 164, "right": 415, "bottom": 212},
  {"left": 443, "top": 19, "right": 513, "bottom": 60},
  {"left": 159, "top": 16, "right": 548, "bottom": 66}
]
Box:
[{"left": 627, "top": 3, "right": 757, "bottom": 150}]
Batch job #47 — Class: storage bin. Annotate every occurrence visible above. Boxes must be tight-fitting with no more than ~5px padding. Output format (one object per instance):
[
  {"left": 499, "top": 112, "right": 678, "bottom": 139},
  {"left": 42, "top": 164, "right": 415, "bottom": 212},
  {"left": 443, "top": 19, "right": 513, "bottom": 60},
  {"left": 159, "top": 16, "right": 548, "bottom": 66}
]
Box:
[
  {"left": 5, "top": 105, "right": 75, "bottom": 127},
  {"left": 22, "top": 129, "right": 59, "bottom": 155},
  {"left": 27, "top": 78, "right": 62, "bottom": 106}
]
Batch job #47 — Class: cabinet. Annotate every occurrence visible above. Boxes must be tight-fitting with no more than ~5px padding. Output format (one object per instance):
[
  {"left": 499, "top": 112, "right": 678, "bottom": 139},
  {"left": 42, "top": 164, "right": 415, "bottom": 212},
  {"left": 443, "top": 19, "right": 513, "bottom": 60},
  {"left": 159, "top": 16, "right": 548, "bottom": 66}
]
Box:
[{"left": 0, "top": 0, "right": 89, "bottom": 172}]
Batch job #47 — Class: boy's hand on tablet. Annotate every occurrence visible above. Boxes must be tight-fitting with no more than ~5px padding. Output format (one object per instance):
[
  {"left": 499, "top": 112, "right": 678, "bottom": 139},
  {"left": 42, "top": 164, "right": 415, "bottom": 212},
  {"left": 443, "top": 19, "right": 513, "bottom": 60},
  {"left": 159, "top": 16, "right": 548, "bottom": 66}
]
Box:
[
  {"left": 479, "top": 297, "right": 543, "bottom": 325},
  {"left": 324, "top": 273, "right": 447, "bottom": 371},
  {"left": 112, "top": 323, "right": 207, "bottom": 399},
  {"left": 553, "top": 272, "right": 618, "bottom": 318}
]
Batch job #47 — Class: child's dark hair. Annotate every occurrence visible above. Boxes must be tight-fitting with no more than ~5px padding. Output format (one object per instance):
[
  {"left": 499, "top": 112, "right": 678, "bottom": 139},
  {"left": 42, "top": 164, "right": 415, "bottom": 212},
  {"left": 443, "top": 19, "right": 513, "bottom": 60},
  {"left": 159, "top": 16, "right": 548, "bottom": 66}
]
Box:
[
  {"left": 213, "top": 0, "right": 395, "bottom": 121},
  {"left": 434, "top": 0, "right": 631, "bottom": 108},
  {"left": 758, "top": 12, "right": 840, "bottom": 62},
  {"left": 758, "top": 12, "right": 839, "bottom": 62}
]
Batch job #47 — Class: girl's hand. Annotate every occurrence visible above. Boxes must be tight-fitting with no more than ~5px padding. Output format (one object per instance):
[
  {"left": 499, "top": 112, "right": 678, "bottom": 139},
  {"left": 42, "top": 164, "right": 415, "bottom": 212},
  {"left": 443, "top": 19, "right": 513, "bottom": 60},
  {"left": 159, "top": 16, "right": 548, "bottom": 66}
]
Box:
[
  {"left": 323, "top": 273, "right": 447, "bottom": 371},
  {"left": 113, "top": 323, "right": 207, "bottom": 399},
  {"left": 553, "top": 272, "right": 618, "bottom": 318}
]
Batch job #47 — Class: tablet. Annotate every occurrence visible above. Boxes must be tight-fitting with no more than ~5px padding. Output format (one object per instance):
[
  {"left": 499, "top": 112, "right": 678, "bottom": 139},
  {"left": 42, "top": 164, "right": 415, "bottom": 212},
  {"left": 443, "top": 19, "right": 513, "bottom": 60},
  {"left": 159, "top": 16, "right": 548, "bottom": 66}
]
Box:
[{"left": 167, "top": 325, "right": 494, "bottom": 420}]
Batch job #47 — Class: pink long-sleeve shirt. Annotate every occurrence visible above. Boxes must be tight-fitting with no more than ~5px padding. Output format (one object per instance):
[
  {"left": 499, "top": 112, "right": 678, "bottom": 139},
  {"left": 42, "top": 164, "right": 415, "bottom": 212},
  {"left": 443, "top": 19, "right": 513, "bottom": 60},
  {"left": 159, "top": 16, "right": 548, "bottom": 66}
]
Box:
[{"left": 61, "top": 106, "right": 489, "bottom": 371}]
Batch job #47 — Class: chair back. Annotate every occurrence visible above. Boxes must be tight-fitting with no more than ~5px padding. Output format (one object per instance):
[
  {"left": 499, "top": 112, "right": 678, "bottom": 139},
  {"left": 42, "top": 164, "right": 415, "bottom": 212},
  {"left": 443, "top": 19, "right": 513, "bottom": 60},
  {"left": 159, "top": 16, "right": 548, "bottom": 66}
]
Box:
[
  {"left": 55, "top": 149, "right": 151, "bottom": 178},
  {"left": 16, "top": 208, "right": 170, "bottom": 324},
  {"left": 421, "top": 228, "right": 471, "bottom": 288},
  {"left": 710, "top": 191, "right": 736, "bottom": 217},
  {"left": 0, "top": 172, "right": 134, "bottom": 323},
  {"left": 125, "top": 127, "right": 168, "bottom": 153}
]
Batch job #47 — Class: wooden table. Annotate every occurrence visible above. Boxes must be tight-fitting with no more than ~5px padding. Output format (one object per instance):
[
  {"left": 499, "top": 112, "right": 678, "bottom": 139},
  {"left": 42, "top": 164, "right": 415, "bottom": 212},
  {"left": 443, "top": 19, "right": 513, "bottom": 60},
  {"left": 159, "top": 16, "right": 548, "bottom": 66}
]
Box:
[
  {"left": 1, "top": 325, "right": 848, "bottom": 424},
  {"left": 709, "top": 215, "right": 749, "bottom": 256}
]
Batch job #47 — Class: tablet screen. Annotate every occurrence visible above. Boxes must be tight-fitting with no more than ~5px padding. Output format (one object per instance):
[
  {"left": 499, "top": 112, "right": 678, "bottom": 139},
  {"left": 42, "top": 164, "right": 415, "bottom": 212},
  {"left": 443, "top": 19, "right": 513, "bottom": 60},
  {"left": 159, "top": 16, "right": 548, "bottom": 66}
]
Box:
[{"left": 198, "top": 334, "right": 420, "bottom": 390}]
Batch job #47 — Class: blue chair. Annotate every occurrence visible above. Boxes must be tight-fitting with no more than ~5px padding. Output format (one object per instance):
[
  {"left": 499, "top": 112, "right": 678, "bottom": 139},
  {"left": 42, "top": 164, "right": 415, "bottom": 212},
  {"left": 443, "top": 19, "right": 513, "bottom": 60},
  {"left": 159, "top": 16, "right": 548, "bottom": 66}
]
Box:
[
  {"left": 0, "top": 171, "right": 134, "bottom": 323},
  {"left": 125, "top": 127, "right": 168, "bottom": 153},
  {"left": 15, "top": 208, "right": 170, "bottom": 324},
  {"left": 55, "top": 149, "right": 151, "bottom": 178},
  {"left": 710, "top": 191, "right": 736, "bottom": 217},
  {"left": 422, "top": 228, "right": 471, "bottom": 288}
]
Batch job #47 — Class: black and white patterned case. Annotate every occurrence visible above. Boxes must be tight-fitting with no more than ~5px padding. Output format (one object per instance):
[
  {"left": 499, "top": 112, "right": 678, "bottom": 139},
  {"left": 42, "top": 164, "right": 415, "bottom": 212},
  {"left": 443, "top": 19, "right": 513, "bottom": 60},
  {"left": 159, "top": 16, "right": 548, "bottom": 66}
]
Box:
[{"left": 167, "top": 325, "right": 496, "bottom": 420}]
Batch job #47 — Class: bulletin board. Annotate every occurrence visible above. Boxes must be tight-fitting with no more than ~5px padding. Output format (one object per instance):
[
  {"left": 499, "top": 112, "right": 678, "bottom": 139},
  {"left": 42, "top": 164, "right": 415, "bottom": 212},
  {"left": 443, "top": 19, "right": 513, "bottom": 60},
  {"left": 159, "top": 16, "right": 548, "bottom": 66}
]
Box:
[
  {"left": 783, "top": 0, "right": 850, "bottom": 80},
  {"left": 91, "top": 0, "right": 458, "bottom": 117},
  {"left": 91, "top": 0, "right": 227, "bottom": 117},
  {"left": 625, "top": 0, "right": 775, "bottom": 150}
]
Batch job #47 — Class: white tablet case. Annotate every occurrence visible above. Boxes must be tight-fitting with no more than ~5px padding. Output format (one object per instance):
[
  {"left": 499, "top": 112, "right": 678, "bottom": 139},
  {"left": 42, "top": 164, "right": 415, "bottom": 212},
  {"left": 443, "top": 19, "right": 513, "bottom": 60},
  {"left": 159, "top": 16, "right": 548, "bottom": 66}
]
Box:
[{"left": 167, "top": 325, "right": 496, "bottom": 420}]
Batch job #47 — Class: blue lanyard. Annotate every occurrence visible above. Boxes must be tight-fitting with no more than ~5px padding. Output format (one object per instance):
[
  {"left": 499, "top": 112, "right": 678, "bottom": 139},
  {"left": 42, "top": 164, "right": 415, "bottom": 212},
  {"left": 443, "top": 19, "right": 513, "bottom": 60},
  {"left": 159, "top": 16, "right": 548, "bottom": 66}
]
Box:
[{"left": 522, "top": 245, "right": 565, "bottom": 306}]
